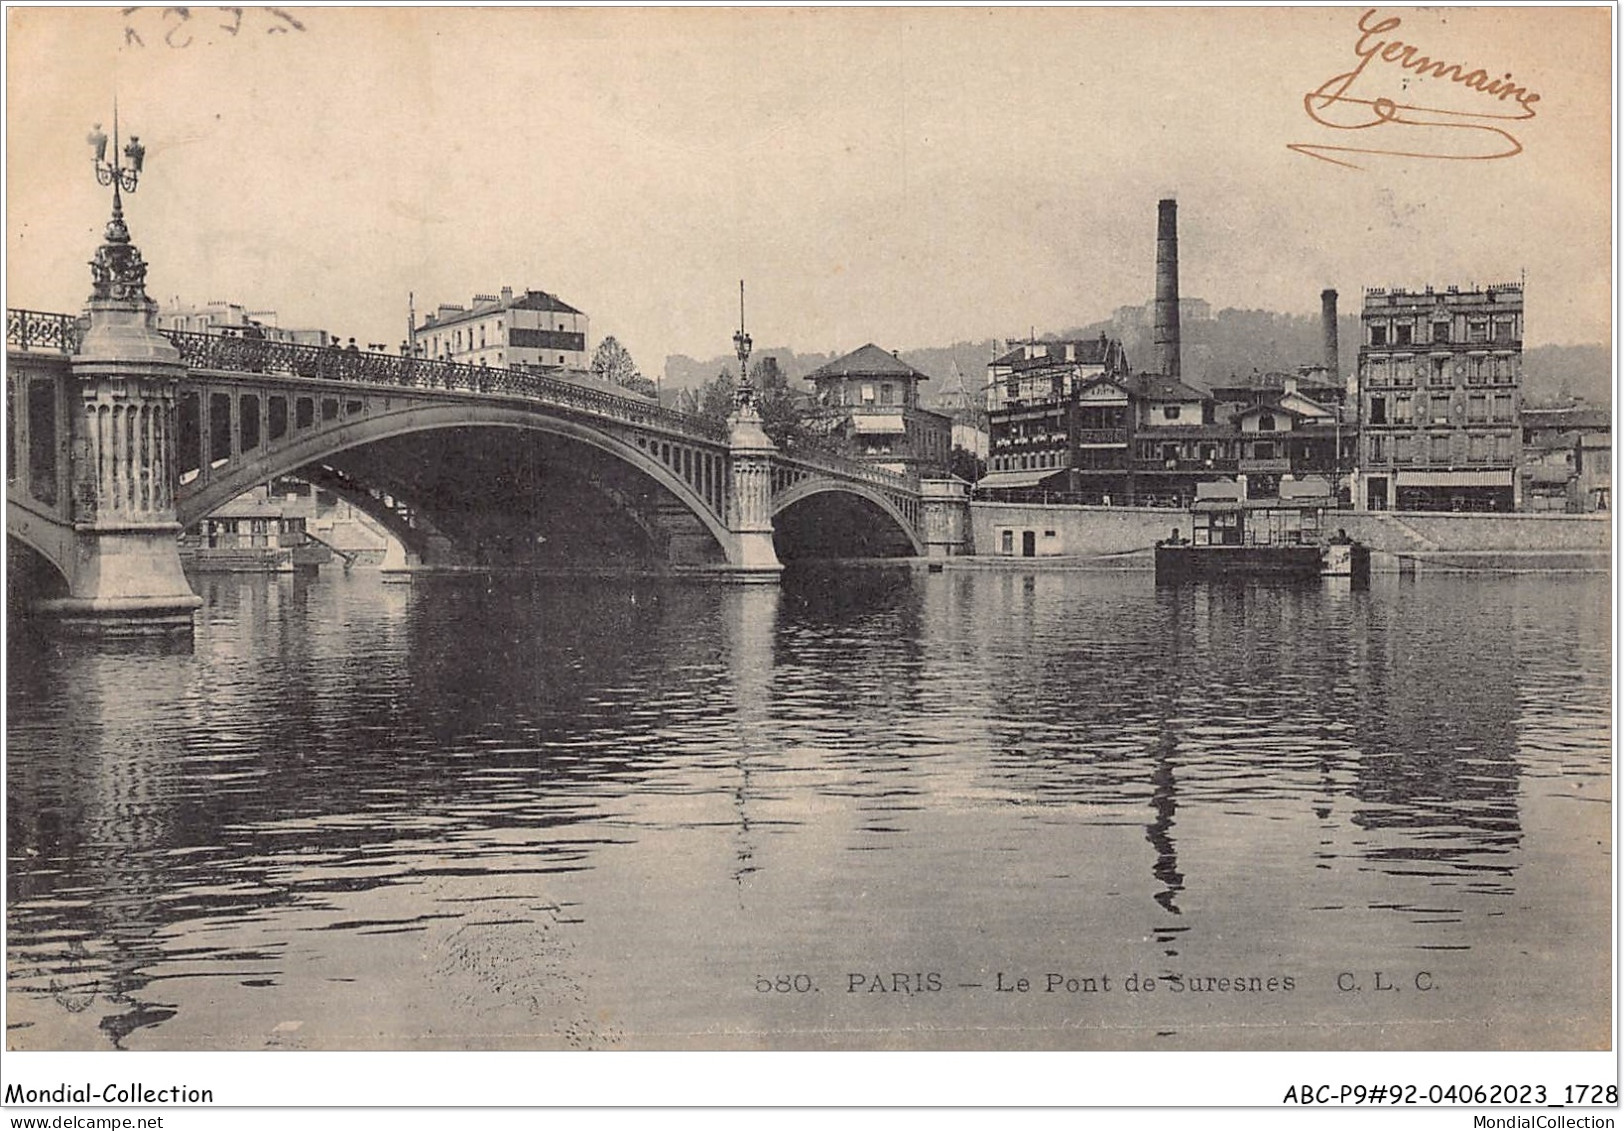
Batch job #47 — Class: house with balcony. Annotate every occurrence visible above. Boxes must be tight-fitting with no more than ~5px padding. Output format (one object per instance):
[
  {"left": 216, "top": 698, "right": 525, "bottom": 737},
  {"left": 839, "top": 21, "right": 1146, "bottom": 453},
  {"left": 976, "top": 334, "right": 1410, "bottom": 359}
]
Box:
[
  {"left": 979, "top": 336, "right": 1135, "bottom": 499},
  {"left": 804, "top": 343, "right": 952, "bottom": 476}
]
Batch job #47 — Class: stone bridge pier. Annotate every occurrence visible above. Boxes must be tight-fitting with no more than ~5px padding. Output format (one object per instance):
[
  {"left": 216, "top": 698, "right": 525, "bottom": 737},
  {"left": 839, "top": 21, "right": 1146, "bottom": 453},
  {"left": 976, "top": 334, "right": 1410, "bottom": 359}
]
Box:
[{"left": 36, "top": 198, "right": 201, "bottom": 635}]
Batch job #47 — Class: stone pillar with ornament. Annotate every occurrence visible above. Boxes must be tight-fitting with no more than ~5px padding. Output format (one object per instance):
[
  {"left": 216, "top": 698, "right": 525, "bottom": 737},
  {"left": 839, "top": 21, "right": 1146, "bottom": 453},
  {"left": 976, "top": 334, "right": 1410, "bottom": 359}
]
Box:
[
  {"left": 724, "top": 282, "right": 782, "bottom": 580},
  {"left": 38, "top": 117, "right": 201, "bottom": 634}
]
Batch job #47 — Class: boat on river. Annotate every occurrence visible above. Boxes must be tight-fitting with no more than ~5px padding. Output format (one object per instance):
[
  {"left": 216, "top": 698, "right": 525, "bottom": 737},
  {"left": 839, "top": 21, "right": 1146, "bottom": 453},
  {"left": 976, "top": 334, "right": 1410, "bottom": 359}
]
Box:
[{"left": 1154, "top": 479, "right": 1369, "bottom": 585}]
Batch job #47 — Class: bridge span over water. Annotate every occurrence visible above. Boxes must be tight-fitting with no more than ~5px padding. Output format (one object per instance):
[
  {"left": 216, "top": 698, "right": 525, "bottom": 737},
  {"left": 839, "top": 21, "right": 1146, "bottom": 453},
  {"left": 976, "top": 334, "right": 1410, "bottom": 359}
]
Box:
[{"left": 8, "top": 304, "right": 971, "bottom": 634}]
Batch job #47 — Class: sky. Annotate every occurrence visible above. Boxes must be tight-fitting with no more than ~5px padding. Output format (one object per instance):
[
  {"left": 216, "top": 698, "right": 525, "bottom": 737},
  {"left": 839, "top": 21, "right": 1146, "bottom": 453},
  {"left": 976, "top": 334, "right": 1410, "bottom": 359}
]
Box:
[{"left": 6, "top": 6, "right": 1613, "bottom": 373}]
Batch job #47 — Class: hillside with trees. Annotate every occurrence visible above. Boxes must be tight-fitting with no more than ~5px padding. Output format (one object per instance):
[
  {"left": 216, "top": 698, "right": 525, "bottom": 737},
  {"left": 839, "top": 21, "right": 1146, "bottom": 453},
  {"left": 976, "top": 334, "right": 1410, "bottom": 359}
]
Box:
[{"left": 664, "top": 310, "right": 1609, "bottom": 410}]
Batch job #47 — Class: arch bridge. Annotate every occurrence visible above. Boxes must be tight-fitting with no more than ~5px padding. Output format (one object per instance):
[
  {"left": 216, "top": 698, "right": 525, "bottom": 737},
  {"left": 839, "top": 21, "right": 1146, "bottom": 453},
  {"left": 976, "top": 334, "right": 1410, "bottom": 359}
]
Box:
[{"left": 7, "top": 308, "right": 967, "bottom": 632}]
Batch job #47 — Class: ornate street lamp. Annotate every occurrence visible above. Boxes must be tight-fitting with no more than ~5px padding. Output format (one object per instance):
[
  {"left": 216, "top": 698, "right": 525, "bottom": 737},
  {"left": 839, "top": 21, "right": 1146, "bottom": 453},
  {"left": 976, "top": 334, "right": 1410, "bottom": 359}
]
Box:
[
  {"left": 90, "top": 108, "right": 144, "bottom": 195},
  {"left": 733, "top": 279, "right": 754, "bottom": 410},
  {"left": 86, "top": 105, "right": 150, "bottom": 304}
]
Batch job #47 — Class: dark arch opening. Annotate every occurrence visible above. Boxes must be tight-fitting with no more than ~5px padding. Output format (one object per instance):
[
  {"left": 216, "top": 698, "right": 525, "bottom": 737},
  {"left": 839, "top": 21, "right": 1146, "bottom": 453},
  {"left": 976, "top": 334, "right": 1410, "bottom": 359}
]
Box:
[
  {"left": 773, "top": 491, "right": 917, "bottom": 561},
  {"left": 7, "top": 537, "right": 69, "bottom": 616},
  {"left": 188, "top": 426, "right": 729, "bottom": 572}
]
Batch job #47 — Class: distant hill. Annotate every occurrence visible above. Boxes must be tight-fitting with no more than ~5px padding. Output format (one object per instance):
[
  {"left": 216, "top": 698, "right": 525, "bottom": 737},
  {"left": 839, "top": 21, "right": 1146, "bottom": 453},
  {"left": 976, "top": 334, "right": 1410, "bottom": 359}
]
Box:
[{"left": 665, "top": 310, "right": 1610, "bottom": 410}]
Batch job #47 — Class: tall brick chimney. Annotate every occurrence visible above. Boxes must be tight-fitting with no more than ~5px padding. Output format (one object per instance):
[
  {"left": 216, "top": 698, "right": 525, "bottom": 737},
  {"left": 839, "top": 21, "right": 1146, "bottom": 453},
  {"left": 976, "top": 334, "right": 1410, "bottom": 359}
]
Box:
[
  {"left": 1321, "top": 288, "right": 1340, "bottom": 382},
  {"left": 1153, "top": 199, "right": 1181, "bottom": 379}
]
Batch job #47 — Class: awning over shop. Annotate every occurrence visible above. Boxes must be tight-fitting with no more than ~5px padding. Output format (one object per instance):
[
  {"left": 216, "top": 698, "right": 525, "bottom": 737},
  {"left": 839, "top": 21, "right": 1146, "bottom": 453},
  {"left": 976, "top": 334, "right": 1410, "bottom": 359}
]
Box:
[
  {"left": 975, "top": 469, "right": 1063, "bottom": 490},
  {"left": 1396, "top": 469, "right": 1513, "bottom": 487},
  {"left": 851, "top": 414, "right": 907, "bottom": 435}
]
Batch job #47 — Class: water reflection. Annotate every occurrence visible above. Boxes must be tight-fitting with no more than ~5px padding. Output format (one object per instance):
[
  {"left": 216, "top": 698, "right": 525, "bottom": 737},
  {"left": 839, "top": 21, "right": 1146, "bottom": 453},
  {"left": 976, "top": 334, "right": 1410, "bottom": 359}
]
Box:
[{"left": 6, "top": 567, "right": 1611, "bottom": 1050}]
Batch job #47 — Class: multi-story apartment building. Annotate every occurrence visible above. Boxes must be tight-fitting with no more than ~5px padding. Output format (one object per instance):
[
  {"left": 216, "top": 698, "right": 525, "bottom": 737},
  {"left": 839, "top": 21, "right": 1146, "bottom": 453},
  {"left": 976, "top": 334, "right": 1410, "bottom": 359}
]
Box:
[
  {"left": 411, "top": 286, "right": 589, "bottom": 370},
  {"left": 1356, "top": 284, "right": 1523, "bottom": 512},
  {"left": 804, "top": 343, "right": 952, "bottom": 476},
  {"left": 980, "top": 337, "right": 1136, "bottom": 498}
]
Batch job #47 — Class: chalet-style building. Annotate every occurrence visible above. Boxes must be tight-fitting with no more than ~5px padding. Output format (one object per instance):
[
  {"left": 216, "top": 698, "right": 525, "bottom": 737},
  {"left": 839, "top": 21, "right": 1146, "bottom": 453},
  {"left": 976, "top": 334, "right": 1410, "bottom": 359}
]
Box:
[{"left": 804, "top": 344, "right": 952, "bottom": 476}]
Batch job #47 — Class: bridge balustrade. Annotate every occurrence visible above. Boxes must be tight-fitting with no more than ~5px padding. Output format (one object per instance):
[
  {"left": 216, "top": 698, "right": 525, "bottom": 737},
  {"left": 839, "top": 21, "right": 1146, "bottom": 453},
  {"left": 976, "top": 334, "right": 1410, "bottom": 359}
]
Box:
[
  {"left": 7, "top": 309, "right": 82, "bottom": 354},
  {"left": 158, "top": 329, "right": 729, "bottom": 443}
]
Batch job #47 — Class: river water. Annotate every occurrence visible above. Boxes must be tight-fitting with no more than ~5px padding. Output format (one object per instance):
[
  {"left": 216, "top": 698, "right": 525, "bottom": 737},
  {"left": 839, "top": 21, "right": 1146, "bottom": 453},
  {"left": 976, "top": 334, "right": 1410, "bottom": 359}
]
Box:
[{"left": 5, "top": 566, "right": 1611, "bottom": 1051}]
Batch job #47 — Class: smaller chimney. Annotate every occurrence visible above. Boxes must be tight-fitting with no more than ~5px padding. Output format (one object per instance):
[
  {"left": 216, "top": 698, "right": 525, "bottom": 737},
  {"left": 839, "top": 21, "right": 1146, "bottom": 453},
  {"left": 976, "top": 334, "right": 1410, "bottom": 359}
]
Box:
[
  {"left": 1321, "top": 288, "right": 1340, "bottom": 382},
  {"left": 501, "top": 286, "right": 514, "bottom": 305}
]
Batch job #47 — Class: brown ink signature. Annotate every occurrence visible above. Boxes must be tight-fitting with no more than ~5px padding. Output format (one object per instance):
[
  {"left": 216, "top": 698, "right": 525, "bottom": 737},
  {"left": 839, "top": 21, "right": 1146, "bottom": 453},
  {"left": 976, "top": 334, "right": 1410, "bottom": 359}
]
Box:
[{"left": 1291, "top": 9, "right": 1541, "bottom": 170}]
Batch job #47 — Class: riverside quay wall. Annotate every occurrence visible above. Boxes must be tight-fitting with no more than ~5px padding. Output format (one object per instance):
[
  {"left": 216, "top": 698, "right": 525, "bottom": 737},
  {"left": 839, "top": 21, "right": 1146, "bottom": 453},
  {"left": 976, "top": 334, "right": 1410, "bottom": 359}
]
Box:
[{"left": 968, "top": 502, "right": 1611, "bottom": 572}]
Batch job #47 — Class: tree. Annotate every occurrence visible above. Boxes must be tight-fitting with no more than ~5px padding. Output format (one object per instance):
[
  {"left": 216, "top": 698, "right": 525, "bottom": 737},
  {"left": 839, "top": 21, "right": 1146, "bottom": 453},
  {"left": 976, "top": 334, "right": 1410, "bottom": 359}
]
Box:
[
  {"left": 749, "top": 357, "right": 814, "bottom": 448},
  {"left": 590, "top": 335, "right": 655, "bottom": 398},
  {"left": 696, "top": 368, "right": 737, "bottom": 431},
  {"left": 948, "top": 446, "right": 986, "bottom": 484},
  {"left": 691, "top": 357, "right": 834, "bottom": 451}
]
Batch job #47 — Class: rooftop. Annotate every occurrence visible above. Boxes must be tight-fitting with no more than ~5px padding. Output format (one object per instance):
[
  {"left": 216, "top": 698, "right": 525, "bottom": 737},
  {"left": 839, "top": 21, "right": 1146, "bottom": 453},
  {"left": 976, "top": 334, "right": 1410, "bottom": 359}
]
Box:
[
  {"left": 992, "top": 336, "right": 1125, "bottom": 371},
  {"left": 805, "top": 343, "right": 931, "bottom": 382},
  {"left": 420, "top": 288, "right": 583, "bottom": 330}
]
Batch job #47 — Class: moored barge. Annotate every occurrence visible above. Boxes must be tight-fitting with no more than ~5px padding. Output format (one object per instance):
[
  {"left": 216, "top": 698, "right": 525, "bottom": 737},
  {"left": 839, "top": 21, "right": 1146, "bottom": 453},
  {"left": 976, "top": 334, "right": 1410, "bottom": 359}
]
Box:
[{"left": 1154, "top": 479, "right": 1369, "bottom": 585}]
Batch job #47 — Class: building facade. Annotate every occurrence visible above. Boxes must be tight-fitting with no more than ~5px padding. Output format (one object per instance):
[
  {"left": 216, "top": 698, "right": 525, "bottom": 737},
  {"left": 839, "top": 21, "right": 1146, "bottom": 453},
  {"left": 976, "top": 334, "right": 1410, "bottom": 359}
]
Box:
[
  {"left": 411, "top": 286, "right": 589, "bottom": 370},
  {"left": 1521, "top": 405, "right": 1611, "bottom": 512},
  {"left": 1356, "top": 284, "right": 1524, "bottom": 512},
  {"left": 804, "top": 344, "right": 952, "bottom": 476},
  {"left": 158, "top": 299, "right": 335, "bottom": 347}
]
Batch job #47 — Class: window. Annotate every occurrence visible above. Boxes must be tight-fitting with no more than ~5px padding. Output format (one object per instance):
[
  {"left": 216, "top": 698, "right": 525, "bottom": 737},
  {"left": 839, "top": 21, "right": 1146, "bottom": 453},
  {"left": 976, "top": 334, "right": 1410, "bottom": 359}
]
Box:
[
  {"left": 1370, "top": 324, "right": 1387, "bottom": 346},
  {"left": 1257, "top": 412, "right": 1277, "bottom": 431},
  {"left": 1495, "top": 434, "right": 1513, "bottom": 461},
  {"left": 1369, "top": 435, "right": 1386, "bottom": 461},
  {"left": 1468, "top": 321, "right": 1488, "bottom": 342},
  {"left": 1001, "top": 530, "right": 1014, "bottom": 554},
  {"left": 1163, "top": 405, "right": 1181, "bottom": 420},
  {"left": 1468, "top": 434, "right": 1486, "bottom": 461},
  {"left": 861, "top": 384, "right": 876, "bottom": 404},
  {"left": 1431, "top": 434, "right": 1450, "bottom": 461},
  {"left": 1466, "top": 356, "right": 1487, "bottom": 385},
  {"left": 1253, "top": 441, "right": 1275, "bottom": 460},
  {"left": 1395, "top": 435, "right": 1412, "bottom": 462},
  {"left": 1430, "top": 357, "right": 1450, "bottom": 385},
  {"left": 1394, "top": 359, "right": 1414, "bottom": 385},
  {"left": 1493, "top": 320, "right": 1514, "bottom": 343},
  {"left": 1394, "top": 396, "right": 1411, "bottom": 423},
  {"left": 1368, "top": 398, "right": 1386, "bottom": 425},
  {"left": 1395, "top": 323, "right": 1413, "bottom": 345},
  {"left": 1368, "top": 359, "right": 1389, "bottom": 385},
  {"left": 1467, "top": 395, "right": 1488, "bottom": 422},
  {"left": 880, "top": 383, "right": 894, "bottom": 406},
  {"left": 1432, "top": 395, "right": 1452, "bottom": 422},
  {"left": 1493, "top": 394, "right": 1513, "bottom": 421},
  {"left": 1433, "top": 321, "right": 1451, "bottom": 344}
]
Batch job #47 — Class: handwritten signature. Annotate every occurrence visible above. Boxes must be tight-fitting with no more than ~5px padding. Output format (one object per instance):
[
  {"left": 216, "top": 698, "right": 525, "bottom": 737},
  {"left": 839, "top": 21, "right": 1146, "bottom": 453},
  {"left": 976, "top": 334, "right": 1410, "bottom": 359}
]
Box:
[
  {"left": 1291, "top": 9, "right": 1541, "bottom": 170},
  {"left": 121, "top": 6, "right": 307, "bottom": 50}
]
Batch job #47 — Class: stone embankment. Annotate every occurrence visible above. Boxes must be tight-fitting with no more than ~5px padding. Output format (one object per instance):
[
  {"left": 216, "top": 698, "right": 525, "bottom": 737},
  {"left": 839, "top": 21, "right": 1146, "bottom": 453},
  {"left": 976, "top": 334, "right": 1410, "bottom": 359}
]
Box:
[{"left": 965, "top": 502, "right": 1609, "bottom": 573}]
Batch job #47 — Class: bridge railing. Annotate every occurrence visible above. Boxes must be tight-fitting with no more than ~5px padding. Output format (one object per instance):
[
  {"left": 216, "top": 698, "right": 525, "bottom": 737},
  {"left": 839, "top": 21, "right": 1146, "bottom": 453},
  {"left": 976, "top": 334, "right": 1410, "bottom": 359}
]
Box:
[
  {"left": 775, "top": 440, "right": 917, "bottom": 493},
  {"left": 160, "top": 329, "right": 728, "bottom": 441},
  {"left": 4, "top": 308, "right": 726, "bottom": 443},
  {"left": 6, "top": 309, "right": 82, "bottom": 354}
]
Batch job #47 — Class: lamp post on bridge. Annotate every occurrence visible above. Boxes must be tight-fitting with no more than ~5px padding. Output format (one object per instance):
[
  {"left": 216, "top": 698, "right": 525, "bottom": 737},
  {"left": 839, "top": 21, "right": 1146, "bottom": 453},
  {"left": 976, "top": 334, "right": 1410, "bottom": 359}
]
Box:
[
  {"left": 34, "top": 108, "right": 201, "bottom": 634},
  {"left": 724, "top": 280, "right": 781, "bottom": 580},
  {"left": 733, "top": 279, "right": 755, "bottom": 412}
]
